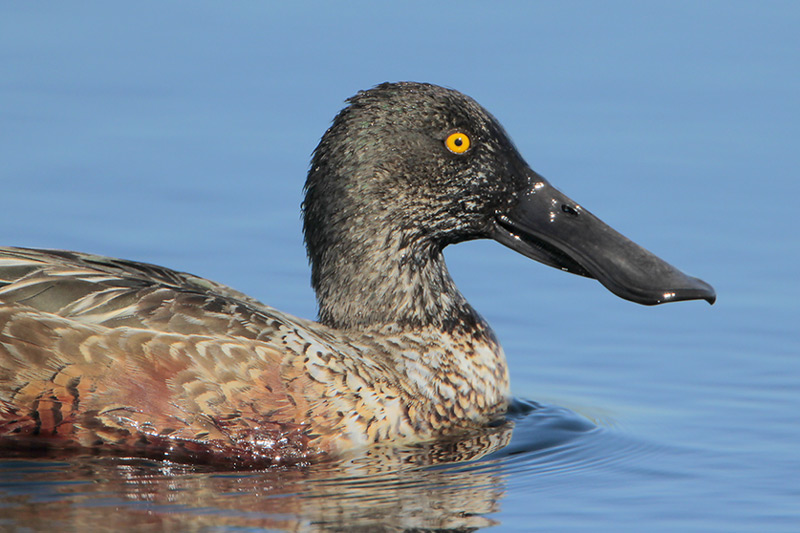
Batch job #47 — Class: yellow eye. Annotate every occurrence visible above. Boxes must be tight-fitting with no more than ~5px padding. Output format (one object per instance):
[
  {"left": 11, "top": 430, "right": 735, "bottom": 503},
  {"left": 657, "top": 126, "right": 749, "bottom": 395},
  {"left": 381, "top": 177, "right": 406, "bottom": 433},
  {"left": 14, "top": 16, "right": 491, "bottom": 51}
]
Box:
[{"left": 445, "top": 131, "right": 471, "bottom": 154}]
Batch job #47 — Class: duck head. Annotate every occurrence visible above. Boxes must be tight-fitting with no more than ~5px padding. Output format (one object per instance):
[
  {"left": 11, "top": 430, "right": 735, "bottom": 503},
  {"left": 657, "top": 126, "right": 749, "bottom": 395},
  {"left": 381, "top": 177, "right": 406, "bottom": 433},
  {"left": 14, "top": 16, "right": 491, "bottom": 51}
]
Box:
[{"left": 304, "top": 82, "right": 714, "bottom": 329}]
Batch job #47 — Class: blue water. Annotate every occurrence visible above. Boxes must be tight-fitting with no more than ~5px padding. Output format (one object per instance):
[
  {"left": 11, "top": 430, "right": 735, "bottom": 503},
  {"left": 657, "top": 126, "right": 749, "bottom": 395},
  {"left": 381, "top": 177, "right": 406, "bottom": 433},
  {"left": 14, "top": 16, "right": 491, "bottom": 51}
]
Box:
[{"left": 1, "top": 2, "right": 798, "bottom": 531}]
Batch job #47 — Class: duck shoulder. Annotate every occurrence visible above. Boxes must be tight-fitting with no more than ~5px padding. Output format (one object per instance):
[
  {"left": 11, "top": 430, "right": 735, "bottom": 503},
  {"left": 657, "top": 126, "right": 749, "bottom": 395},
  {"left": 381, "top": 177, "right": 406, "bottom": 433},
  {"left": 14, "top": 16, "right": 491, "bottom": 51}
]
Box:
[{"left": 0, "top": 247, "right": 283, "bottom": 337}]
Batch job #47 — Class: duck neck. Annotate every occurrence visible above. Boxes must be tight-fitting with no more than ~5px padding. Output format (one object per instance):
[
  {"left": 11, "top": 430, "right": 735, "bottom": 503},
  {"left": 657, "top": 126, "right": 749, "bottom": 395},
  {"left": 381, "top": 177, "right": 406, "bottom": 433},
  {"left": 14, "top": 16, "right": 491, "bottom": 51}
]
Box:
[{"left": 308, "top": 224, "right": 485, "bottom": 334}]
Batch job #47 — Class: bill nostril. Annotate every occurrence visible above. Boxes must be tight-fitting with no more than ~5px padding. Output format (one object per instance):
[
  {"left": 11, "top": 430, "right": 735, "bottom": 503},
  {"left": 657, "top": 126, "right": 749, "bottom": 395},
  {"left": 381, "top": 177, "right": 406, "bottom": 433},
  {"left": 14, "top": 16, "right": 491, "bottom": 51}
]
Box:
[{"left": 561, "top": 204, "right": 579, "bottom": 217}]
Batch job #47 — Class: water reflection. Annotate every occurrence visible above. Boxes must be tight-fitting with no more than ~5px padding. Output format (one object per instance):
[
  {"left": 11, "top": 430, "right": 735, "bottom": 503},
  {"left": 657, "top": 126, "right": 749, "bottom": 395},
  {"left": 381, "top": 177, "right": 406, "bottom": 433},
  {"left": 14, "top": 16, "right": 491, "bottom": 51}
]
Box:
[{"left": 0, "top": 402, "right": 603, "bottom": 532}]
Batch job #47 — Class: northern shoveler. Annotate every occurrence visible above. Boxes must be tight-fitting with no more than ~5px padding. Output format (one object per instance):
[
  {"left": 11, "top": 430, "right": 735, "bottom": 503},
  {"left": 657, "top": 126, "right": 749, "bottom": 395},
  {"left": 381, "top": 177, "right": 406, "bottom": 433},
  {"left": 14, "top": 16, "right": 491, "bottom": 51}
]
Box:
[{"left": 0, "top": 82, "right": 715, "bottom": 466}]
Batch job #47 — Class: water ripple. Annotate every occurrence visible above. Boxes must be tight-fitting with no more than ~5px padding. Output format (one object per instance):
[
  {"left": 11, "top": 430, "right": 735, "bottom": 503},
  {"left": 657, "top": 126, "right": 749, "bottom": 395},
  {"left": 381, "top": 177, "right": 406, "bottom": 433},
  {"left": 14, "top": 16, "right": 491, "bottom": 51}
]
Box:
[{"left": 0, "top": 399, "right": 669, "bottom": 532}]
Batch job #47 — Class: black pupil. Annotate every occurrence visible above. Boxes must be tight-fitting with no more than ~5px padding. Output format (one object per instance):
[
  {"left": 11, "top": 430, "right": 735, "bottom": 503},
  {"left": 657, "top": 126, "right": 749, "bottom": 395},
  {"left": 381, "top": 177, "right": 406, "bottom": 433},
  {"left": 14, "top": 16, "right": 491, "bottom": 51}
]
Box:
[{"left": 454, "top": 137, "right": 463, "bottom": 146}]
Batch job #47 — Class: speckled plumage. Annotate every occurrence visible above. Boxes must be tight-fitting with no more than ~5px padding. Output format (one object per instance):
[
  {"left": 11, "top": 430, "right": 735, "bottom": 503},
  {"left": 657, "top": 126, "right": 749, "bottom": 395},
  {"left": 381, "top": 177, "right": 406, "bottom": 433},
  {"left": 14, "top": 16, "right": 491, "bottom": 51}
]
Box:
[
  {"left": 0, "top": 82, "right": 713, "bottom": 466},
  {"left": 0, "top": 246, "right": 508, "bottom": 465}
]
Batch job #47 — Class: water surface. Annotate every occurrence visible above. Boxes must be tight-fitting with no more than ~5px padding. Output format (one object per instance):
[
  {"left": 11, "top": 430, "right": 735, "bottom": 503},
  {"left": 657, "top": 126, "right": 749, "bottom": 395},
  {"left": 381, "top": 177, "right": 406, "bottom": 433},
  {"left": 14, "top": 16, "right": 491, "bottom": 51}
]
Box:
[{"left": 1, "top": 3, "right": 798, "bottom": 531}]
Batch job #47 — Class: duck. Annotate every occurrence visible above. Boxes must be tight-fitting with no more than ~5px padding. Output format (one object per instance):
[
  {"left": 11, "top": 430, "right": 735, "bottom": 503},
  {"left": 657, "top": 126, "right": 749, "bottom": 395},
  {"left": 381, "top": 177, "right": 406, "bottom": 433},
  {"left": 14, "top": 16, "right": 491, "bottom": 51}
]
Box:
[{"left": 0, "top": 82, "right": 715, "bottom": 466}]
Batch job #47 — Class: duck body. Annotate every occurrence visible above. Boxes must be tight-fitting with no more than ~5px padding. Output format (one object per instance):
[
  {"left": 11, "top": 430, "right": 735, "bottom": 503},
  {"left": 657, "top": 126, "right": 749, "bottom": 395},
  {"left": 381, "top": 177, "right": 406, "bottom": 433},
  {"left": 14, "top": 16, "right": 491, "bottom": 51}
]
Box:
[
  {"left": 0, "top": 249, "right": 508, "bottom": 464},
  {"left": 0, "top": 83, "right": 714, "bottom": 465}
]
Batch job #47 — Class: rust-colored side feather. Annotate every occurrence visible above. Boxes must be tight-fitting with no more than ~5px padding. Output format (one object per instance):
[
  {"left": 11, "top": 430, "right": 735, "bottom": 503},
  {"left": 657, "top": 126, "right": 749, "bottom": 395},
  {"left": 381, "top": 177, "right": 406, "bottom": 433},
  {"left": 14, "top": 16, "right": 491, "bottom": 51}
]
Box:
[{"left": 0, "top": 248, "right": 337, "bottom": 465}]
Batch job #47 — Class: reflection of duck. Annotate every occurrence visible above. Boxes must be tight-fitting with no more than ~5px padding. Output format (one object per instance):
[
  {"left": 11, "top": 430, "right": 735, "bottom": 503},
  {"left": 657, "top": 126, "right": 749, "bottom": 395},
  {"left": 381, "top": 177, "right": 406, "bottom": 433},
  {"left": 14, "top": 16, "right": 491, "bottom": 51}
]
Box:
[
  {"left": 0, "top": 82, "right": 715, "bottom": 465},
  {"left": 1, "top": 431, "right": 513, "bottom": 531}
]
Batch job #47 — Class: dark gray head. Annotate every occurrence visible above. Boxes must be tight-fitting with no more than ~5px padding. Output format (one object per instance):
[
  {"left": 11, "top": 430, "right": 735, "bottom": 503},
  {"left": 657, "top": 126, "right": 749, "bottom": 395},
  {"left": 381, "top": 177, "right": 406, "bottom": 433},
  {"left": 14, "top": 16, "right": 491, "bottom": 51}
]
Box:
[{"left": 303, "top": 82, "right": 714, "bottom": 331}]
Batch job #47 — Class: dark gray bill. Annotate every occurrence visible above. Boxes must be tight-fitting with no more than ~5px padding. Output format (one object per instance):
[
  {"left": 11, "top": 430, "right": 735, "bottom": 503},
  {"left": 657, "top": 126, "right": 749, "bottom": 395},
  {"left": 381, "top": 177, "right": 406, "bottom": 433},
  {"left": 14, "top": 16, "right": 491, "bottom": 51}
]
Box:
[{"left": 491, "top": 175, "right": 716, "bottom": 305}]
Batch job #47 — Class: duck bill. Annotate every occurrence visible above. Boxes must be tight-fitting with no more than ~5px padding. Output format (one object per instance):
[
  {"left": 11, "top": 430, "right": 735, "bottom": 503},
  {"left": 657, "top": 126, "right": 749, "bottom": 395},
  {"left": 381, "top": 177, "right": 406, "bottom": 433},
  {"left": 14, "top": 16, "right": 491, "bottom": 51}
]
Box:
[{"left": 491, "top": 175, "right": 716, "bottom": 305}]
